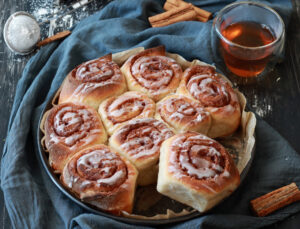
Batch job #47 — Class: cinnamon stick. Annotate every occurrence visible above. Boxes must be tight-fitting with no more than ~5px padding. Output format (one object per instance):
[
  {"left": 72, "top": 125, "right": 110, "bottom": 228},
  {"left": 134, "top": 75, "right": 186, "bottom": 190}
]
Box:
[
  {"left": 149, "top": 4, "right": 197, "bottom": 28},
  {"left": 37, "top": 30, "right": 71, "bottom": 48},
  {"left": 164, "top": 0, "right": 212, "bottom": 22},
  {"left": 250, "top": 183, "right": 300, "bottom": 217}
]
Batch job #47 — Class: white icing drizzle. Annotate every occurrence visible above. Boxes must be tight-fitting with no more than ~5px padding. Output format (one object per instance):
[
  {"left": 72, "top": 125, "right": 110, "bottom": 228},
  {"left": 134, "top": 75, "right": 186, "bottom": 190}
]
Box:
[
  {"left": 131, "top": 56, "right": 180, "bottom": 91},
  {"left": 222, "top": 104, "right": 235, "bottom": 114},
  {"left": 107, "top": 93, "right": 147, "bottom": 121},
  {"left": 190, "top": 75, "right": 221, "bottom": 98},
  {"left": 65, "top": 131, "right": 86, "bottom": 145},
  {"left": 169, "top": 112, "right": 185, "bottom": 120},
  {"left": 187, "top": 74, "right": 230, "bottom": 106},
  {"left": 209, "top": 107, "right": 219, "bottom": 112},
  {"left": 223, "top": 171, "right": 231, "bottom": 178},
  {"left": 73, "top": 77, "right": 119, "bottom": 98},
  {"left": 119, "top": 119, "right": 173, "bottom": 159},
  {"left": 161, "top": 96, "right": 209, "bottom": 127},
  {"left": 122, "top": 136, "right": 158, "bottom": 158},
  {"left": 96, "top": 170, "right": 124, "bottom": 186},
  {"left": 78, "top": 150, "right": 114, "bottom": 168},
  {"left": 49, "top": 133, "right": 59, "bottom": 144},
  {"left": 209, "top": 104, "right": 235, "bottom": 114},
  {"left": 75, "top": 150, "right": 126, "bottom": 189},
  {"left": 190, "top": 145, "right": 220, "bottom": 157},
  {"left": 72, "top": 58, "right": 122, "bottom": 97},
  {"left": 187, "top": 134, "right": 211, "bottom": 141},
  {"left": 76, "top": 59, "right": 114, "bottom": 81},
  {"left": 169, "top": 134, "right": 228, "bottom": 181},
  {"left": 180, "top": 154, "right": 218, "bottom": 179},
  {"left": 50, "top": 105, "right": 99, "bottom": 147}
]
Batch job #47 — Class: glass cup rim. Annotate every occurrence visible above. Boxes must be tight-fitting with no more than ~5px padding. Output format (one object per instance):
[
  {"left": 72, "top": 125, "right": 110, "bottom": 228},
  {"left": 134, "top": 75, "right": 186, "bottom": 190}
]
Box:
[{"left": 214, "top": 1, "right": 285, "bottom": 50}]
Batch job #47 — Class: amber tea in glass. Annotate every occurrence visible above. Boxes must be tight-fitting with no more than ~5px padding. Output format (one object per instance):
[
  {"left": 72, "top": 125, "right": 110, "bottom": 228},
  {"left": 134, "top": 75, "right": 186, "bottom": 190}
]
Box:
[
  {"left": 220, "top": 21, "right": 276, "bottom": 77},
  {"left": 212, "top": 2, "right": 285, "bottom": 78}
]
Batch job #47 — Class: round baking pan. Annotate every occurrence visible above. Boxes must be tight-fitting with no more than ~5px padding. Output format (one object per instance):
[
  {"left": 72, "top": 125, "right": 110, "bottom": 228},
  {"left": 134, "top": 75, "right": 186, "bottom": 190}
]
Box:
[{"left": 36, "top": 91, "right": 255, "bottom": 226}]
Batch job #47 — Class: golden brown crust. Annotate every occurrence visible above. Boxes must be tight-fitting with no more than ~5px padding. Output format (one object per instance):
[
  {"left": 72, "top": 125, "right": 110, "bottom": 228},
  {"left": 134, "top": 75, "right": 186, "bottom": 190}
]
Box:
[
  {"left": 155, "top": 94, "right": 211, "bottom": 134},
  {"left": 59, "top": 54, "right": 127, "bottom": 110},
  {"left": 109, "top": 118, "right": 174, "bottom": 186},
  {"left": 168, "top": 132, "right": 239, "bottom": 192},
  {"left": 41, "top": 47, "right": 250, "bottom": 218},
  {"left": 121, "top": 46, "right": 182, "bottom": 102},
  {"left": 61, "top": 144, "right": 138, "bottom": 215},
  {"left": 98, "top": 91, "right": 155, "bottom": 136},
  {"left": 44, "top": 102, "right": 107, "bottom": 173},
  {"left": 157, "top": 132, "right": 240, "bottom": 212},
  {"left": 177, "top": 65, "right": 241, "bottom": 138}
]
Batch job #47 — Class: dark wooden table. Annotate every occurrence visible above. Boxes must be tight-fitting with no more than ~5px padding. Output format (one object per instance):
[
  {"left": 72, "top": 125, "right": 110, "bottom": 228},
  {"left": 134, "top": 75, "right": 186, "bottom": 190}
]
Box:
[{"left": 0, "top": 0, "right": 299, "bottom": 228}]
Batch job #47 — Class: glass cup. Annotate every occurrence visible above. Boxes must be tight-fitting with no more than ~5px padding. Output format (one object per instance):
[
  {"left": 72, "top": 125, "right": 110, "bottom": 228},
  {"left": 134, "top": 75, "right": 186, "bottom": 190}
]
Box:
[{"left": 211, "top": 1, "right": 285, "bottom": 82}]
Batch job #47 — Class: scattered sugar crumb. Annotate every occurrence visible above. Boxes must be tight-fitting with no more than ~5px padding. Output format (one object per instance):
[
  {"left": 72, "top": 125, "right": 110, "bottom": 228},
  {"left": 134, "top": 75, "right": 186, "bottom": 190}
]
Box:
[{"left": 251, "top": 94, "right": 273, "bottom": 118}]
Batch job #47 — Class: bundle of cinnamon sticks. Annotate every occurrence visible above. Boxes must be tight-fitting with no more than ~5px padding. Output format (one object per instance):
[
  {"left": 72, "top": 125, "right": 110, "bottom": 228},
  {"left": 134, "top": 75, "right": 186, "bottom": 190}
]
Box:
[{"left": 149, "top": 0, "right": 212, "bottom": 28}]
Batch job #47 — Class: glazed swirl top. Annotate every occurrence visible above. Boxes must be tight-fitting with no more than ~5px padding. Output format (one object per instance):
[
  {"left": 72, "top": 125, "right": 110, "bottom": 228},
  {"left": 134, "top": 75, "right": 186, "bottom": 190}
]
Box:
[
  {"left": 71, "top": 55, "right": 123, "bottom": 96},
  {"left": 169, "top": 133, "right": 227, "bottom": 179},
  {"left": 104, "top": 91, "right": 155, "bottom": 125},
  {"left": 64, "top": 145, "right": 127, "bottom": 194},
  {"left": 46, "top": 103, "right": 104, "bottom": 149},
  {"left": 167, "top": 132, "right": 239, "bottom": 193},
  {"left": 74, "top": 58, "right": 119, "bottom": 82},
  {"left": 131, "top": 56, "right": 181, "bottom": 91},
  {"left": 183, "top": 65, "right": 234, "bottom": 108},
  {"left": 113, "top": 118, "right": 174, "bottom": 160},
  {"left": 157, "top": 95, "right": 210, "bottom": 131}
]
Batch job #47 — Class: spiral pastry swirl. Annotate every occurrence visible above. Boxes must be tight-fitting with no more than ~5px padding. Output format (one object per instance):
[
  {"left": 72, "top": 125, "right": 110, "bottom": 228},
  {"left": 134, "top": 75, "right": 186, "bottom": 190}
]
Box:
[
  {"left": 44, "top": 103, "right": 107, "bottom": 173},
  {"left": 168, "top": 133, "right": 233, "bottom": 181},
  {"left": 61, "top": 144, "right": 138, "bottom": 215},
  {"left": 109, "top": 118, "right": 174, "bottom": 186},
  {"left": 73, "top": 56, "right": 118, "bottom": 83},
  {"left": 59, "top": 54, "right": 127, "bottom": 109},
  {"left": 121, "top": 46, "right": 182, "bottom": 101},
  {"left": 156, "top": 94, "right": 211, "bottom": 134},
  {"left": 179, "top": 65, "right": 230, "bottom": 107},
  {"left": 177, "top": 65, "right": 241, "bottom": 138},
  {"left": 99, "top": 91, "right": 155, "bottom": 136},
  {"left": 157, "top": 132, "right": 240, "bottom": 212}
]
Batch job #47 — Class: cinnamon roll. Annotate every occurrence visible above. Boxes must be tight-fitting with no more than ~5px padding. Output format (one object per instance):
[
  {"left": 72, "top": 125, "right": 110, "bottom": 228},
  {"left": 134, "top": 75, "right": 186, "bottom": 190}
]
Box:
[
  {"left": 109, "top": 118, "right": 174, "bottom": 186},
  {"left": 177, "top": 65, "right": 241, "bottom": 138},
  {"left": 155, "top": 94, "right": 211, "bottom": 134},
  {"left": 43, "top": 103, "right": 107, "bottom": 173},
  {"left": 157, "top": 132, "right": 240, "bottom": 212},
  {"left": 99, "top": 91, "right": 155, "bottom": 136},
  {"left": 61, "top": 144, "right": 138, "bottom": 215},
  {"left": 121, "top": 46, "right": 182, "bottom": 102},
  {"left": 59, "top": 54, "right": 127, "bottom": 110}
]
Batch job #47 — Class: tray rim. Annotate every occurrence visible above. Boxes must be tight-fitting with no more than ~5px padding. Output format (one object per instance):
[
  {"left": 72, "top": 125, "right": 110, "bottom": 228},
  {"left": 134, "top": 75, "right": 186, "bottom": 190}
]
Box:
[{"left": 36, "top": 90, "right": 255, "bottom": 226}]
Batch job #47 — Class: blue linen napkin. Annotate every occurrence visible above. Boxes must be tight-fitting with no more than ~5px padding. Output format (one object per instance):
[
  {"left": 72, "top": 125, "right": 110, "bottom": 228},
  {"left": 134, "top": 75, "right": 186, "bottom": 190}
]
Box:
[{"left": 1, "top": 0, "right": 299, "bottom": 228}]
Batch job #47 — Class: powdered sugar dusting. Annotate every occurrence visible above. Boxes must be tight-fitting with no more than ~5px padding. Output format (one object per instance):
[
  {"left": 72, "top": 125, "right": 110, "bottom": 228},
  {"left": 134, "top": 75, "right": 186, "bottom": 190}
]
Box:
[
  {"left": 251, "top": 94, "right": 273, "bottom": 118},
  {"left": 30, "top": 0, "right": 113, "bottom": 38}
]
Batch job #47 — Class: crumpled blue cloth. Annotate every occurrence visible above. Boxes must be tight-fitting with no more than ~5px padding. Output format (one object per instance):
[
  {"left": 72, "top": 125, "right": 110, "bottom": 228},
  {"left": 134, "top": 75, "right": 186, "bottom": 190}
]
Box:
[{"left": 1, "top": 0, "right": 298, "bottom": 228}]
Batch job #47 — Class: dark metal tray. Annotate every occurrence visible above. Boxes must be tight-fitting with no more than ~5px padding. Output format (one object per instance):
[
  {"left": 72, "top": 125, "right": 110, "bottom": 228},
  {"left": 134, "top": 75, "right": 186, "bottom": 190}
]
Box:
[{"left": 36, "top": 92, "right": 255, "bottom": 226}]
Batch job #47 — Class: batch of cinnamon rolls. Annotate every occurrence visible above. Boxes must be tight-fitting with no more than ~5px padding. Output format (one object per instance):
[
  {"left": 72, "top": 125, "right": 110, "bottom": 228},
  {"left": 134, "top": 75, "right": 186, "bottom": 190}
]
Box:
[{"left": 41, "top": 46, "right": 241, "bottom": 216}]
